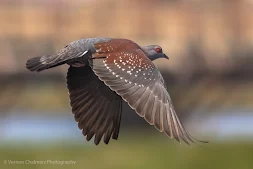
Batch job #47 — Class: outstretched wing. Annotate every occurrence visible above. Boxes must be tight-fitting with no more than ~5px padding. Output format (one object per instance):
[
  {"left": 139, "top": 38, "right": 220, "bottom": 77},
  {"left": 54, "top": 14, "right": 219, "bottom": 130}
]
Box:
[
  {"left": 89, "top": 39, "right": 198, "bottom": 145},
  {"left": 67, "top": 66, "right": 122, "bottom": 145}
]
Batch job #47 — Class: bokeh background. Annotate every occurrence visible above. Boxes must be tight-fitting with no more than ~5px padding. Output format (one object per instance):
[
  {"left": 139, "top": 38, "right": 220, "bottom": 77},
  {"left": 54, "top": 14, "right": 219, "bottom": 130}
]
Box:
[{"left": 0, "top": 0, "right": 253, "bottom": 169}]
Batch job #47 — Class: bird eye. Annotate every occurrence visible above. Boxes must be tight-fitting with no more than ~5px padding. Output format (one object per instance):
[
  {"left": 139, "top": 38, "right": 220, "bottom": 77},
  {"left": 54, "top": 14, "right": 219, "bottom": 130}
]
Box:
[{"left": 154, "top": 46, "right": 162, "bottom": 53}]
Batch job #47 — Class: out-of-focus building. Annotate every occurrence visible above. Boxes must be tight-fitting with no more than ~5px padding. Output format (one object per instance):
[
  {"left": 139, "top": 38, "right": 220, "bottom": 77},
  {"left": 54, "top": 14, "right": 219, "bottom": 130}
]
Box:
[{"left": 0, "top": 0, "right": 253, "bottom": 74}]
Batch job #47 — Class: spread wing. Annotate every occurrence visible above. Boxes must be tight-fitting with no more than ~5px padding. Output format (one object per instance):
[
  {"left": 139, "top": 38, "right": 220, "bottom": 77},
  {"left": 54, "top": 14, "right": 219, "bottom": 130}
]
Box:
[
  {"left": 67, "top": 66, "right": 122, "bottom": 145},
  {"left": 89, "top": 39, "right": 199, "bottom": 145}
]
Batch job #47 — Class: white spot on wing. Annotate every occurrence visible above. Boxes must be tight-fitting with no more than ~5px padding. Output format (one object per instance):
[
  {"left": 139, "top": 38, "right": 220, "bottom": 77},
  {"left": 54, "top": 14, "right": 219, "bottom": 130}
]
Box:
[{"left": 80, "top": 50, "right": 88, "bottom": 57}]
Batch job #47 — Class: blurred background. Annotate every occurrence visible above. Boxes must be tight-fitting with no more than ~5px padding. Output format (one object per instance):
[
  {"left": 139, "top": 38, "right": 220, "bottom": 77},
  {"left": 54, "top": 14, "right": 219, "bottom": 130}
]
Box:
[{"left": 0, "top": 0, "right": 253, "bottom": 169}]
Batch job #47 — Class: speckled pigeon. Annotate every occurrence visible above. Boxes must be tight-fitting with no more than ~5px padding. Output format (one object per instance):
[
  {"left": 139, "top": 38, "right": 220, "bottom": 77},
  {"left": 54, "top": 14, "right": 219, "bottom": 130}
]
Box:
[{"left": 26, "top": 38, "right": 203, "bottom": 145}]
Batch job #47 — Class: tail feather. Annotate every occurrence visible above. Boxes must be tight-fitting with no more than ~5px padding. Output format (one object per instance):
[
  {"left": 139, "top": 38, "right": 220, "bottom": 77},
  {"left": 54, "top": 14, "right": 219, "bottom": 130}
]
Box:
[
  {"left": 26, "top": 41, "right": 91, "bottom": 72},
  {"left": 26, "top": 55, "right": 66, "bottom": 72}
]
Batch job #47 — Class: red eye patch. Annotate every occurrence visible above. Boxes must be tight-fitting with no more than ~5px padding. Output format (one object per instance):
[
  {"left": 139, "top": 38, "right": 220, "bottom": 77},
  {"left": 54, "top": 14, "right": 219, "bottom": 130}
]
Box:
[{"left": 154, "top": 46, "right": 162, "bottom": 53}]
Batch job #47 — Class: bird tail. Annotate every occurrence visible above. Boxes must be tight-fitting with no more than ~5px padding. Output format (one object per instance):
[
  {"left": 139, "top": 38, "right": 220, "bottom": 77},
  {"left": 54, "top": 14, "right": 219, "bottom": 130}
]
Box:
[
  {"left": 26, "top": 54, "right": 67, "bottom": 72},
  {"left": 26, "top": 42, "right": 89, "bottom": 72}
]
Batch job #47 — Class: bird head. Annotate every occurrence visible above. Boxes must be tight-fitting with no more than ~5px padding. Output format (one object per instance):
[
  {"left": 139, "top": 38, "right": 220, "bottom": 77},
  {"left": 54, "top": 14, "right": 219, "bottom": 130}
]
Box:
[{"left": 142, "top": 45, "right": 169, "bottom": 61}]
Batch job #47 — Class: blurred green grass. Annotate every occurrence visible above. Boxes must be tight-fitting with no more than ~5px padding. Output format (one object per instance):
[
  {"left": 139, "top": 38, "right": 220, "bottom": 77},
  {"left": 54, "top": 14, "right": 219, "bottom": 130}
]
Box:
[{"left": 0, "top": 132, "right": 253, "bottom": 169}]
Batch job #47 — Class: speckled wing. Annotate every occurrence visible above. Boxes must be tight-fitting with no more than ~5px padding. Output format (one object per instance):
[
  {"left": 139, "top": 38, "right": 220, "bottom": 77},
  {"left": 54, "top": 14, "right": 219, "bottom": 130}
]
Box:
[
  {"left": 67, "top": 66, "right": 122, "bottom": 145},
  {"left": 89, "top": 39, "right": 196, "bottom": 144}
]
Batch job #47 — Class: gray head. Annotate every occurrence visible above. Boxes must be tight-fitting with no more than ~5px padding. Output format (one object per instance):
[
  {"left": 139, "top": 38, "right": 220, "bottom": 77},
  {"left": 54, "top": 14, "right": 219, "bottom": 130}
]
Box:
[{"left": 142, "top": 45, "right": 169, "bottom": 61}]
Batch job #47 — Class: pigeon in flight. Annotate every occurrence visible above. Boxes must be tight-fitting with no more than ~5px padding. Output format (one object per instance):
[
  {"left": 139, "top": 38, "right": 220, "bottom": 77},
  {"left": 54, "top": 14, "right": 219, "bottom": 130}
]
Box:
[{"left": 26, "top": 38, "right": 204, "bottom": 145}]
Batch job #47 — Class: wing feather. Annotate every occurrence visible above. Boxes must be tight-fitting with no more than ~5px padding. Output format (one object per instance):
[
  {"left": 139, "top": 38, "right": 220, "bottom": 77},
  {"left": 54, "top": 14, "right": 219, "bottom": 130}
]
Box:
[
  {"left": 67, "top": 66, "right": 122, "bottom": 145},
  {"left": 89, "top": 39, "right": 203, "bottom": 145}
]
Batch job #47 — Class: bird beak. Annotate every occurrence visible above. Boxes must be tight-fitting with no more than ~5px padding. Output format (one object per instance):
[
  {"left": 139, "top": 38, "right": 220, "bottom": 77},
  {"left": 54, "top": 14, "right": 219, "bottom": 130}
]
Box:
[{"left": 164, "top": 54, "right": 169, "bottom": 60}]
